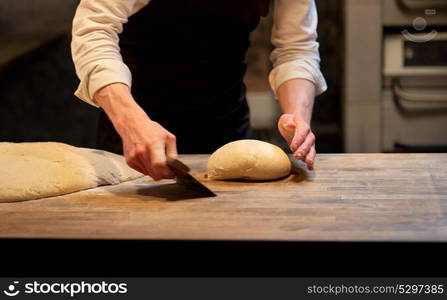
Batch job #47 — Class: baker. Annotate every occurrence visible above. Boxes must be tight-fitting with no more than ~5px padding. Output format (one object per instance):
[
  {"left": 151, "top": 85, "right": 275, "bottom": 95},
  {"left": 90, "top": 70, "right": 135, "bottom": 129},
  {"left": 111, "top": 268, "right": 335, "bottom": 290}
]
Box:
[{"left": 71, "top": 0, "right": 327, "bottom": 181}]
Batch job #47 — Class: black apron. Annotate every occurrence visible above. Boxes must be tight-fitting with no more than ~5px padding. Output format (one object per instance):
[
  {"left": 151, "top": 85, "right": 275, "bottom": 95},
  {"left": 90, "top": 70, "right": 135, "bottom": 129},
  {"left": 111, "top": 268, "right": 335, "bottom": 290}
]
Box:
[{"left": 97, "top": 0, "right": 270, "bottom": 154}]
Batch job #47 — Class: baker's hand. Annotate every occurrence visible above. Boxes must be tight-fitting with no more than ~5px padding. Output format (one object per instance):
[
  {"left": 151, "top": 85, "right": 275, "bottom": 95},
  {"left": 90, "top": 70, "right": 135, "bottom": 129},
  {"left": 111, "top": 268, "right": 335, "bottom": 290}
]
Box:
[
  {"left": 118, "top": 114, "right": 177, "bottom": 180},
  {"left": 278, "top": 114, "right": 316, "bottom": 170},
  {"left": 94, "top": 83, "right": 177, "bottom": 181}
]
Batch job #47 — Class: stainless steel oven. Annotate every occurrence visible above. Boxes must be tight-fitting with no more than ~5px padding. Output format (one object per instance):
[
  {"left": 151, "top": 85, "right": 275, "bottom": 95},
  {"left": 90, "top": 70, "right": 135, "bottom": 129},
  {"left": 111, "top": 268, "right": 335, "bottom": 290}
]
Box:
[
  {"left": 381, "top": 0, "right": 447, "bottom": 152},
  {"left": 383, "top": 32, "right": 447, "bottom": 151},
  {"left": 343, "top": 0, "right": 447, "bottom": 153}
]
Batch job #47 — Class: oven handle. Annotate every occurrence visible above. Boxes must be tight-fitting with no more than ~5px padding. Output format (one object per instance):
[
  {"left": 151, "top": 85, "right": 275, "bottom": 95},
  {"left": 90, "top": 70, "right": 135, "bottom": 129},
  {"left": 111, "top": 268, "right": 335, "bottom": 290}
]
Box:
[{"left": 393, "top": 84, "right": 447, "bottom": 104}]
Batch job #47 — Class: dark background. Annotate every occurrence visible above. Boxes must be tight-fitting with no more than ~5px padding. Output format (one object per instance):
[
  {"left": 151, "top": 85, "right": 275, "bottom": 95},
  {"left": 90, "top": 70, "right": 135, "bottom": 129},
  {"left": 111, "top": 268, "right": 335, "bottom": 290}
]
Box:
[{"left": 0, "top": 0, "right": 343, "bottom": 152}]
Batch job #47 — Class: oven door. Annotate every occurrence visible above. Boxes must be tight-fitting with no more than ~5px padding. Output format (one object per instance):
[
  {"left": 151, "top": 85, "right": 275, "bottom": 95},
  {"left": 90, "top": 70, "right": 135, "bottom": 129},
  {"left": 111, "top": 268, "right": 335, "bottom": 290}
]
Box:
[
  {"left": 382, "top": 84, "right": 447, "bottom": 152},
  {"left": 383, "top": 33, "right": 447, "bottom": 152}
]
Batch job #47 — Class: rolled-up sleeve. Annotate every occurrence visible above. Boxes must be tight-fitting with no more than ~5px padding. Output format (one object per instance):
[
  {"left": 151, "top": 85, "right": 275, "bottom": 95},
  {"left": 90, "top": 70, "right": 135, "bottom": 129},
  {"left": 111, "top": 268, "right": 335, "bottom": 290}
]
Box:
[
  {"left": 269, "top": 0, "right": 327, "bottom": 97},
  {"left": 71, "top": 0, "right": 149, "bottom": 106}
]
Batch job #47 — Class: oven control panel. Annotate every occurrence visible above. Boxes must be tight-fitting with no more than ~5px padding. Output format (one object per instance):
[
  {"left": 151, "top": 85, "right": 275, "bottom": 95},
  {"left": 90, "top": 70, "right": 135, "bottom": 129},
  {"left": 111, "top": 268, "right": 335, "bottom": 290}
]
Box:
[{"left": 383, "top": 0, "right": 447, "bottom": 26}]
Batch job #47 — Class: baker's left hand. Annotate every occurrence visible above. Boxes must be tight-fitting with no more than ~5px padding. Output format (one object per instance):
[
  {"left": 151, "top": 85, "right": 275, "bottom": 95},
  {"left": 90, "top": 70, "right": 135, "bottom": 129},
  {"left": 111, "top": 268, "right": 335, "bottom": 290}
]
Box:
[{"left": 278, "top": 114, "right": 316, "bottom": 170}]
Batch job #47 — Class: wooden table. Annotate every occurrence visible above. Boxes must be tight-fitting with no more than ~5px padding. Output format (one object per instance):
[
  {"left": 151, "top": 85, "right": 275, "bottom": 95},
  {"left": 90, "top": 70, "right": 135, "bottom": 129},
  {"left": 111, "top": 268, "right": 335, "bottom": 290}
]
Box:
[{"left": 1, "top": 154, "right": 447, "bottom": 242}]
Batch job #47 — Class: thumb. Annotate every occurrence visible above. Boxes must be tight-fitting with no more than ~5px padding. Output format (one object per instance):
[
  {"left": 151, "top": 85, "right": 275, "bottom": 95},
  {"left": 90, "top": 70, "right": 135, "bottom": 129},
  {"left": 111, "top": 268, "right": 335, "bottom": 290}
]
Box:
[{"left": 278, "top": 114, "right": 296, "bottom": 146}]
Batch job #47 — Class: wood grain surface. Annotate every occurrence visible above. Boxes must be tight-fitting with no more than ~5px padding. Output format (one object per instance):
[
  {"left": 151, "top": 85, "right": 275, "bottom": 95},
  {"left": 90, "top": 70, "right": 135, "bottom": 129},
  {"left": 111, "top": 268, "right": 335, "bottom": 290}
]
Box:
[{"left": 1, "top": 154, "right": 446, "bottom": 242}]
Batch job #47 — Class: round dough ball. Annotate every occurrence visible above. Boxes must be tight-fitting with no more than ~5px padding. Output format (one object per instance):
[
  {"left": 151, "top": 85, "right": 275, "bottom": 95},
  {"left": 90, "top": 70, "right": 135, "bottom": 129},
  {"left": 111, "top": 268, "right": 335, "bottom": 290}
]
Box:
[{"left": 207, "top": 139, "right": 291, "bottom": 181}]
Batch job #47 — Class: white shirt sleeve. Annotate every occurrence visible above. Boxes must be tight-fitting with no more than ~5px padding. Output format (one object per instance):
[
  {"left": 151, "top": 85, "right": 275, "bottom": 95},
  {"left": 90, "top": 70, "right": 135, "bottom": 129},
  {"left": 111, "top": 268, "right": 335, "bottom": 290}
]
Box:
[
  {"left": 72, "top": 0, "right": 326, "bottom": 106},
  {"left": 269, "top": 0, "right": 327, "bottom": 97},
  {"left": 71, "top": 0, "right": 150, "bottom": 106}
]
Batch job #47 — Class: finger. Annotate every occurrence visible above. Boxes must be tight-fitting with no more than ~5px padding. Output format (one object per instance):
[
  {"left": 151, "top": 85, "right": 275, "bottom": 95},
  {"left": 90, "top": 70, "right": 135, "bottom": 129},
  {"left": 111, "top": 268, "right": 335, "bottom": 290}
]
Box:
[
  {"left": 295, "top": 132, "right": 315, "bottom": 160},
  {"left": 122, "top": 144, "right": 145, "bottom": 175},
  {"left": 135, "top": 146, "right": 160, "bottom": 180},
  {"left": 147, "top": 143, "right": 174, "bottom": 180},
  {"left": 164, "top": 134, "right": 178, "bottom": 179},
  {"left": 165, "top": 133, "right": 178, "bottom": 159},
  {"left": 126, "top": 156, "right": 150, "bottom": 176},
  {"left": 278, "top": 114, "right": 296, "bottom": 144},
  {"left": 304, "top": 146, "right": 316, "bottom": 170},
  {"left": 290, "top": 123, "right": 310, "bottom": 153}
]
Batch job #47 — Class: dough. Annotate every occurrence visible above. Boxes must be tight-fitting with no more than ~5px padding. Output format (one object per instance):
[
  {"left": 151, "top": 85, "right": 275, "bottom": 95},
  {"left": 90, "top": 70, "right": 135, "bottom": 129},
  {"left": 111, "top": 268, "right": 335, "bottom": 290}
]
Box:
[
  {"left": 0, "top": 142, "right": 143, "bottom": 202},
  {"left": 207, "top": 139, "right": 291, "bottom": 181}
]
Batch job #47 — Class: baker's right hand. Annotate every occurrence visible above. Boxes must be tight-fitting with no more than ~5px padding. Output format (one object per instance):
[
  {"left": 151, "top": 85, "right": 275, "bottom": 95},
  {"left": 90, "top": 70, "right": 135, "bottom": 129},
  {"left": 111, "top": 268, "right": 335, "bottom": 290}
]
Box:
[
  {"left": 118, "top": 116, "right": 177, "bottom": 181},
  {"left": 94, "top": 83, "right": 177, "bottom": 181}
]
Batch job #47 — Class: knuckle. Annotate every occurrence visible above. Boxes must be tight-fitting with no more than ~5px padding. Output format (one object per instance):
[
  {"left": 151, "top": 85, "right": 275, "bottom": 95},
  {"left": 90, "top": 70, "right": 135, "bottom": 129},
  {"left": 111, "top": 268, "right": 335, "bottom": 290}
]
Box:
[
  {"left": 126, "top": 153, "right": 138, "bottom": 162},
  {"left": 290, "top": 141, "right": 299, "bottom": 151},
  {"left": 309, "top": 141, "right": 315, "bottom": 148},
  {"left": 167, "top": 134, "right": 176, "bottom": 142},
  {"left": 300, "top": 128, "right": 309, "bottom": 136},
  {"left": 151, "top": 121, "right": 161, "bottom": 127},
  {"left": 300, "top": 122, "right": 310, "bottom": 130},
  {"left": 279, "top": 114, "right": 290, "bottom": 123},
  {"left": 293, "top": 134, "right": 303, "bottom": 143},
  {"left": 304, "top": 126, "right": 311, "bottom": 134},
  {"left": 151, "top": 160, "right": 165, "bottom": 170},
  {"left": 297, "top": 135, "right": 306, "bottom": 144},
  {"left": 136, "top": 147, "right": 149, "bottom": 157}
]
